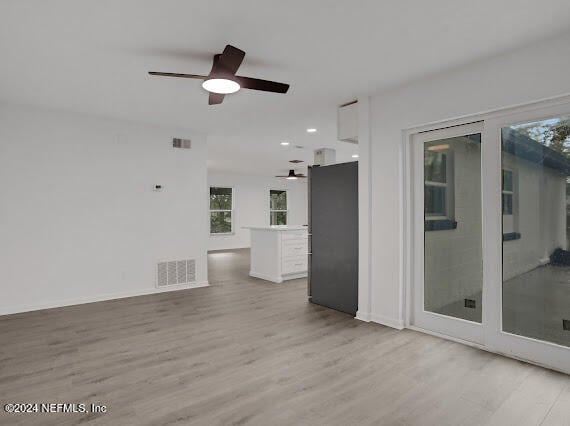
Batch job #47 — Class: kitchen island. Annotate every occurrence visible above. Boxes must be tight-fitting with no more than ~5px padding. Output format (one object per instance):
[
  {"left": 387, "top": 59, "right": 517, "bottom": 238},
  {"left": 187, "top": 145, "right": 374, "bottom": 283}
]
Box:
[{"left": 243, "top": 226, "right": 308, "bottom": 283}]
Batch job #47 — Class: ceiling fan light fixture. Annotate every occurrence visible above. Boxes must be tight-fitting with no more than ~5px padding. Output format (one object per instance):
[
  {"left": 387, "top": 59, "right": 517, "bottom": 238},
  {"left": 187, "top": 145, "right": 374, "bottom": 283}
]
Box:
[
  {"left": 202, "top": 78, "right": 240, "bottom": 94},
  {"left": 286, "top": 170, "right": 298, "bottom": 180}
]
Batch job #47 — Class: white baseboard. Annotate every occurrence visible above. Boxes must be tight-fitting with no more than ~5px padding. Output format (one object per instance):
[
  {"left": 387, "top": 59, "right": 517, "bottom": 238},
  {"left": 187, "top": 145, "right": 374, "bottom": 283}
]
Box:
[
  {"left": 355, "top": 310, "right": 404, "bottom": 330},
  {"left": 355, "top": 311, "right": 371, "bottom": 322},
  {"left": 208, "top": 246, "right": 250, "bottom": 252},
  {"left": 0, "top": 281, "right": 210, "bottom": 316},
  {"left": 370, "top": 314, "right": 405, "bottom": 330},
  {"left": 249, "top": 270, "right": 307, "bottom": 283},
  {"left": 283, "top": 272, "right": 308, "bottom": 280},
  {"left": 249, "top": 270, "right": 282, "bottom": 283}
]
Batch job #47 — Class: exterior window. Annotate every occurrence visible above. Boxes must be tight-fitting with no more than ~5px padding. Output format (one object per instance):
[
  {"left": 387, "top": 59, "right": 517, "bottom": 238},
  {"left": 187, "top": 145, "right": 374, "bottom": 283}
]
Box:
[
  {"left": 270, "top": 190, "right": 287, "bottom": 225},
  {"left": 502, "top": 169, "right": 517, "bottom": 236},
  {"left": 210, "top": 187, "right": 233, "bottom": 234},
  {"left": 502, "top": 169, "right": 514, "bottom": 215},
  {"left": 424, "top": 150, "right": 450, "bottom": 218}
]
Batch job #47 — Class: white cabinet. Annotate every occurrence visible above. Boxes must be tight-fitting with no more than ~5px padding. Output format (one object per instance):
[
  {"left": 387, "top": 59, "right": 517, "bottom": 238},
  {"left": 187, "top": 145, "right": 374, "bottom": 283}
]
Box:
[{"left": 244, "top": 226, "right": 308, "bottom": 283}]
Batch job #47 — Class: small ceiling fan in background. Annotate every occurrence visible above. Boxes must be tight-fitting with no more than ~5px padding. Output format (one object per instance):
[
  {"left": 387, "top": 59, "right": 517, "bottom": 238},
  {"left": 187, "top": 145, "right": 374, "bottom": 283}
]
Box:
[
  {"left": 275, "top": 170, "right": 307, "bottom": 180},
  {"left": 149, "top": 44, "right": 290, "bottom": 105}
]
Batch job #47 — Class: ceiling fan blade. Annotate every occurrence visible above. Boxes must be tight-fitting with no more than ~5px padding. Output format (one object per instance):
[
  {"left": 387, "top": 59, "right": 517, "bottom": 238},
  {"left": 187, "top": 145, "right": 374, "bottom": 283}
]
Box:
[
  {"left": 148, "top": 72, "right": 207, "bottom": 79},
  {"left": 208, "top": 93, "right": 225, "bottom": 105},
  {"left": 214, "top": 44, "right": 246, "bottom": 75},
  {"left": 236, "top": 76, "right": 289, "bottom": 93}
]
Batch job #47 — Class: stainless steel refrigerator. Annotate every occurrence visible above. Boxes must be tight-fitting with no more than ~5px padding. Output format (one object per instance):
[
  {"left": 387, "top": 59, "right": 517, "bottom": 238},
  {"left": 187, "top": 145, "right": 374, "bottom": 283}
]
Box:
[{"left": 308, "top": 162, "right": 358, "bottom": 316}]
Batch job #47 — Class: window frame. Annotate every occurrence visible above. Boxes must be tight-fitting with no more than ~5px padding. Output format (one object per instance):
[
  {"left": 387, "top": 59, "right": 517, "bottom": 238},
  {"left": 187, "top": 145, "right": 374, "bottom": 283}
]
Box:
[
  {"left": 501, "top": 167, "right": 520, "bottom": 240},
  {"left": 209, "top": 186, "right": 234, "bottom": 235},
  {"left": 269, "top": 189, "right": 288, "bottom": 226}
]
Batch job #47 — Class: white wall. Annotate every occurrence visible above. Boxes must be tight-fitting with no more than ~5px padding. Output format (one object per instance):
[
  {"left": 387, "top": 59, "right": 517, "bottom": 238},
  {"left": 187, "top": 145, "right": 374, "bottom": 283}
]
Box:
[
  {"left": 0, "top": 103, "right": 209, "bottom": 315},
  {"left": 208, "top": 172, "right": 308, "bottom": 251},
  {"left": 359, "top": 32, "right": 570, "bottom": 328},
  {"left": 502, "top": 153, "right": 567, "bottom": 281}
]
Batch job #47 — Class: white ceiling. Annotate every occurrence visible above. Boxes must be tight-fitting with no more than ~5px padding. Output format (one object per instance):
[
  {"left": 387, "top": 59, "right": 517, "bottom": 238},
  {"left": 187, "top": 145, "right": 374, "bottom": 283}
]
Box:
[{"left": 2, "top": 1, "right": 570, "bottom": 176}]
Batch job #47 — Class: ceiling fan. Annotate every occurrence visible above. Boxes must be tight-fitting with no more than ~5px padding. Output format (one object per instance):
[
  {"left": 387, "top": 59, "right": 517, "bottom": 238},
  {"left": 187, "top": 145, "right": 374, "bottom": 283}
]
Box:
[
  {"left": 275, "top": 169, "right": 307, "bottom": 180},
  {"left": 148, "top": 44, "right": 290, "bottom": 105}
]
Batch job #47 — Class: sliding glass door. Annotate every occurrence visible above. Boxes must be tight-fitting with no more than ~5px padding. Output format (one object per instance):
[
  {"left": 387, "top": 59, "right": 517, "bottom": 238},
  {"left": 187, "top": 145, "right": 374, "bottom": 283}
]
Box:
[
  {"left": 411, "top": 101, "right": 570, "bottom": 373},
  {"left": 484, "top": 105, "right": 570, "bottom": 374},
  {"left": 411, "top": 122, "right": 484, "bottom": 344}
]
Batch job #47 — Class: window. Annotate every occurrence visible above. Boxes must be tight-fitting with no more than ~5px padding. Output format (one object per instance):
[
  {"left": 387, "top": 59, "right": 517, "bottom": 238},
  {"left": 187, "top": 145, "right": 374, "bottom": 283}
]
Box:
[
  {"left": 502, "top": 168, "right": 519, "bottom": 239},
  {"left": 424, "top": 140, "right": 460, "bottom": 231},
  {"left": 424, "top": 147, "right": 453, "bottom": 223},
  {"left": 424, "top": 149, "right": 451, "bottom": 219},
  {"left": 270, "top": 190, "right": 287, "bottom": 225},
  {"left": 210, "top": 187, "right": 233, "bottom": 234},
  {"left": 502, "top": 169, "right": 514, "bottom": 215}
]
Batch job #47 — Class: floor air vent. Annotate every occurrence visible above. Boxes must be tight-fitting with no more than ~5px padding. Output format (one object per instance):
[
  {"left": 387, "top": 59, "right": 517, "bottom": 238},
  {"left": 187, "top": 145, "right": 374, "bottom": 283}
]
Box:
[{"left": 157, "top": 259, "right": 196, "bottom": 287}]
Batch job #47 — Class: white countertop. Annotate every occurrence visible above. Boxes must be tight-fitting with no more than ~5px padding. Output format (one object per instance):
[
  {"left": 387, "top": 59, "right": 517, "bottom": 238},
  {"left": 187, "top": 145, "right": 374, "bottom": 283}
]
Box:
[{"left": 243, "top": 225, "right": 308, "bottom": 231}]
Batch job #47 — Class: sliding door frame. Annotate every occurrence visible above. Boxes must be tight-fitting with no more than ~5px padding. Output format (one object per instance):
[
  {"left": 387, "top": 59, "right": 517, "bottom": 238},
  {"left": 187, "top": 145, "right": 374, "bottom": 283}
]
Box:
[
  {"left": 403, "top": 93, "right": 570, "bottom": 374},
  {"left": 483, "top": 103, "right": 570, "bottom": 374},
  {"left": 410, "top": 121, "right": 485, "bottom": 345}
]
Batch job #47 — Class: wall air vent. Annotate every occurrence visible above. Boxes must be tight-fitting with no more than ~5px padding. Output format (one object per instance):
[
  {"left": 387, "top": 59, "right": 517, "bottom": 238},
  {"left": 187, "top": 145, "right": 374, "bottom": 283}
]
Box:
[
  {"left": 464, "top": 299, "right": 477, "bottom": 309},
  {"left": 157, "top": 259, "right": 196, "bottom": 287},
  {"left": 338, "top": 100, "right": 358, "bottom": 143},
  {"left": 173, "top": 138, "right": 192, "bottom": 149},
  {"left": 563, "top": 319, "right": 570, "bottom": 331}
]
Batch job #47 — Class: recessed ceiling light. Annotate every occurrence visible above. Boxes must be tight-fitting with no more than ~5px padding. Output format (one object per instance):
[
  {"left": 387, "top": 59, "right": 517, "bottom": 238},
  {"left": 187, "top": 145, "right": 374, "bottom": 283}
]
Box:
[
  {"left": 280, "top": 141, "right": 290, "bottom": 146},
  {"left": 202, "top": 78, "right": 240, "bottom": 94},
  {"left": 306, "top": 128, "right": 317, "bottom": 133},
  {"left": 352, "top": 154, "right": 359, "bottom": 158}
]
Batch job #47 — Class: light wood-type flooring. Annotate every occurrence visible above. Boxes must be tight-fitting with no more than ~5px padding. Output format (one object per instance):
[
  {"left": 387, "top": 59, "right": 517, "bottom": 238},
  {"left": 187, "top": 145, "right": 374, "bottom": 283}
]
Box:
[{"left": 1, "top": 249, "right": 569, "bottom": 425}]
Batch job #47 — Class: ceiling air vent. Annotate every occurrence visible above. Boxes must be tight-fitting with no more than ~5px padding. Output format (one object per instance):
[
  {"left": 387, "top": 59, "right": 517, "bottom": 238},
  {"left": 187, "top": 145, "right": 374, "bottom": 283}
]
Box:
[
  {"left": 173, "top": 138, "right": 192, "bottom": 149},
  {"left": 157, "top": 259, "right": 196, "bottom": 287},
  {"left": 289, "top": 159, "right": 304, "bottom": 164}
]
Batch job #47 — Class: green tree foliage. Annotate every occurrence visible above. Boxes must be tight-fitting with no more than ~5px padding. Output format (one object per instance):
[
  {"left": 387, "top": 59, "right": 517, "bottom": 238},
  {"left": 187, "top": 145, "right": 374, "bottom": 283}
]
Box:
[
  {"left": 270, "top": 190, "right": 287, "bottom": 225},
  {"left": 513, "top": 118, "right": 570, "bottom": 197},
  {"left": 210, "top": 187, "right": 232, "bottom": 233},
  {"left": 514, "top": 119, "right": 570, "bottom": 157}
]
